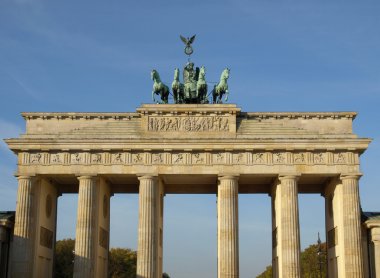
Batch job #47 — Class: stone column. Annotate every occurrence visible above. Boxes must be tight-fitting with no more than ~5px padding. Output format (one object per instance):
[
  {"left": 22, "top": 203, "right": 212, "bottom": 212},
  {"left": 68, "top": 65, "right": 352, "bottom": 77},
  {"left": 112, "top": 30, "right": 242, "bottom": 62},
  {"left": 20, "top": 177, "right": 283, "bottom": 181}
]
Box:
[
  {"left": 11, "top": 176, "right": 35, "bottom": 278},
  {"left": 73, "top": 176, "right": 98, "bottom": 278},
  {"left": 217, "top": 175, "right": 239, "bottom": 278},
  {"left": 137, "top": 176, "right": 159, "bottom": 278},
  {"left": 369, "top": 226, "right": 380, "bottom": 277},
  {"left": 278, "top": 175, "right": 301, "bottom": 278},
  {"left": 340, "top": 174, "right": 364, "bottom": 277}
]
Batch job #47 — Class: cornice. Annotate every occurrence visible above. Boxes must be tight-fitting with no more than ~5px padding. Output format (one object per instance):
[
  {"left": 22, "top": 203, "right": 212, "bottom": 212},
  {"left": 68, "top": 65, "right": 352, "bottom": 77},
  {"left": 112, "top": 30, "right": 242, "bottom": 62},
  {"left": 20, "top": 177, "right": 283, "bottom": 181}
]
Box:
[{"left": 21, "top": 112, "right": 140, "bottom": 120}]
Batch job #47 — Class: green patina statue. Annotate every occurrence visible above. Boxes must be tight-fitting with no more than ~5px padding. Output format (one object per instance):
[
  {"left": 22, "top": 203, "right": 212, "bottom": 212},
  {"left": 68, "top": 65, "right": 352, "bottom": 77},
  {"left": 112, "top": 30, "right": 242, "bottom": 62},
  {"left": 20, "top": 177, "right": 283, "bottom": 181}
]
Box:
[
  {"left": 197, "top": 66, "right": 208, "bottom": 104},
  {"left": 151, "top": 69, "right": 169, "bottom": 104},
  {"left": 172, "top": 68, "right": 184, "bottom": 104},
  {"left": 150, "top": 35, "right": 230, "bottom": 104},
  {"left": 212, "top": 68, "right": 230, "bottom": 104}
]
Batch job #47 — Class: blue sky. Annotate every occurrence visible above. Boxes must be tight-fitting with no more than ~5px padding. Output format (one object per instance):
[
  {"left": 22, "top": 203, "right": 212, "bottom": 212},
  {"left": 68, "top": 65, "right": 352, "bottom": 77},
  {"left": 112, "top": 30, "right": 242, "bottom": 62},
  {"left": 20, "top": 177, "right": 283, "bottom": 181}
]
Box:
[{"left": 1, "top": 0, "right": 379, "bottom": 277}]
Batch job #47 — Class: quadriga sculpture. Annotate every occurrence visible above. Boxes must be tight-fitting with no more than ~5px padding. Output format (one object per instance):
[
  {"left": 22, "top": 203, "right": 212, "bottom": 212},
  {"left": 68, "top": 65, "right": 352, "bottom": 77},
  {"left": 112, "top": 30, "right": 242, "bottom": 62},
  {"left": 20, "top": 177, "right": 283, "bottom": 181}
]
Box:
[
  {"left": 212, "top": 68, "right": 230, "bottom": 104},
  {"left": 151, "top": 69, "right": 170, "bottom": 104}
]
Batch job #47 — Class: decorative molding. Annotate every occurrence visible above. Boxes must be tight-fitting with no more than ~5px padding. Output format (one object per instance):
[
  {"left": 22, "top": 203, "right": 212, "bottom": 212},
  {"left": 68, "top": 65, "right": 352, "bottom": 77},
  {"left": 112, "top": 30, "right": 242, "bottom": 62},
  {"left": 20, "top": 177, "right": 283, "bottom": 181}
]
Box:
[
  {"left": 148, "top": 116, "right": 229, "bottom": 132},
  {"left": 20, "top": 150, "right": 359, "bottom": 167}
]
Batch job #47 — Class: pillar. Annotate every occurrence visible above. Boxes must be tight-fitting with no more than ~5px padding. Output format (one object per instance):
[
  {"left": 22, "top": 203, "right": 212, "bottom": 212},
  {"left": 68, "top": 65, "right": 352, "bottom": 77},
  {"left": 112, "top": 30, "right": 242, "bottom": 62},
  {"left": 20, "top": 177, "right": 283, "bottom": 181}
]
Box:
[
  {"left": 136, "top": 175, "right": 160, "bottom": 278},
  {"left": 340, "top": 174, "right": 364, "bottom": 277},
  {"left": 73, "top": 176, "right": 98, "bottom": 278},
  {"left": 368, "top": 225, "right": 380, "bottom": 277},
  {"left": 11, "top": 176, "right": 35, "bottom": 278},
  {"left": 217, "top": 175, "right": 239, "bottom": 278},
  {"left": 272, "top": 175, "right": 301, "bottom": 278}
]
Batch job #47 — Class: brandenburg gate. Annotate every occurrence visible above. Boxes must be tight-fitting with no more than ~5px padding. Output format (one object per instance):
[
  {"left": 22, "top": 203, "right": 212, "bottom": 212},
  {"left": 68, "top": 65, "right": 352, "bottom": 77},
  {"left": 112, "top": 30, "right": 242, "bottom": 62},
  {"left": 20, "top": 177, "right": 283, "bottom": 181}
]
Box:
[{"left": 5, "top": 103, "right": 371, "bottom": 277}]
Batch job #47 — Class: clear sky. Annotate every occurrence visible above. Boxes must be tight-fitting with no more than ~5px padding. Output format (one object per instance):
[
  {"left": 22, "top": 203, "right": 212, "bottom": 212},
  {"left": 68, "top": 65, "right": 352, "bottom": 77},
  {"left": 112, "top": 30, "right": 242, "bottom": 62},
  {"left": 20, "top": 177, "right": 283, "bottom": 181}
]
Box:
[{"left": 1, "top": 1, "right": 379, "bottom": 277}]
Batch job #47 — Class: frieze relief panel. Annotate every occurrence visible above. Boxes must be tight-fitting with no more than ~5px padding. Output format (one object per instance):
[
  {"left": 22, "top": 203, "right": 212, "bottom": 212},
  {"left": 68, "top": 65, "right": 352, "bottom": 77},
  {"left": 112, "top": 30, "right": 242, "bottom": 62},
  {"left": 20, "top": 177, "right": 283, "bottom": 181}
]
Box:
[
  {"left": 20, "top": 150, "right": 357, "bottom": 167},
  {"left": 148, "top": 116, "right": 229, "bottom": 132}
]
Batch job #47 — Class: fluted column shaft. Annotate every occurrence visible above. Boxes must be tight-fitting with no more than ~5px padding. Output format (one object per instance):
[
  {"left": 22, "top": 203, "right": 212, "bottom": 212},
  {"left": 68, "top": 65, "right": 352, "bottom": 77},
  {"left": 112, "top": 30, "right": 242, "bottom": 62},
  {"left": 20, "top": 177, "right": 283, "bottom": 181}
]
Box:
[
  {"left": 341, "top": 174, "right": 364, "bottom": 277},
  {"left": 369, "top": 227, "right": 380, "bottom": 278},
  {"left": 218, "top": 176, "right": 239, "bottom": 278},
  {"left": 279, "top": 175, "right": 301, "bottom": 278},
  {"left": 137, "top": 176, "right": 159, "bottom": 278},
  {"left": 12, "top": 176, "right": 35, "bottom": 278},
  {"left": 74, "top": 176, "right": 97, "bottom": 278}
]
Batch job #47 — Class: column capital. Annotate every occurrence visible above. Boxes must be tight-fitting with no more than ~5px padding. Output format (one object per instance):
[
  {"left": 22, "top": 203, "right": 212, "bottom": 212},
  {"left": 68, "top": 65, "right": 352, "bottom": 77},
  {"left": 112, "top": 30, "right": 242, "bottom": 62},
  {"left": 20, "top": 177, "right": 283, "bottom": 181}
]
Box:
[
  {"left": 138, "top": 175, "right": 158, "bottom": 181},
  {"left": 340, "top": 173, "right": 362, "bottom": 181},
  {"left": 16, "top": 175, "right": 34, "bottom": 180},
  {"left": 218, "top": 175, "right": 239, "bottom": 181},
  {"left": 77, "top": 175, "right": 97, "bottom": 181},
  {"left": 278, "top": 173, "right": 300, "bottom": 181}
]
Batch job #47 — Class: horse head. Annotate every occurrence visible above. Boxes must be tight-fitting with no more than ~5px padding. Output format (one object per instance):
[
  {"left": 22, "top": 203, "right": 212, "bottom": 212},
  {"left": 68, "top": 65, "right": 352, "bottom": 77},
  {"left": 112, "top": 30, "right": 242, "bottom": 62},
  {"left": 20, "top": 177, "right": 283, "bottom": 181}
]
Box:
[
  {"left": 174, "top": 68, "right": 180, "bottom": 81},
  {"left": 151, "top": 69, "right": 160, "bottom": 82},
  {"left": 222, "top": 68, "right": 230, "bottom": 80},
  {"left": 199, "top": 66, "right": 206, "bottom": 79}
]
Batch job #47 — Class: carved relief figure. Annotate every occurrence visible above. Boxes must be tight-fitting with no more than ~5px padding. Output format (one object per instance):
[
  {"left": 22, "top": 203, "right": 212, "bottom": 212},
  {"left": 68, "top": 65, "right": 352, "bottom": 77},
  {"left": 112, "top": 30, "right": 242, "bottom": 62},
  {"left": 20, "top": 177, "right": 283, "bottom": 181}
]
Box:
[
  {"left": 92, "top": 153, "right": 102, "bottom": 163},
  {"left": 274, "top": 153, "right": 285, "bottom": 163},
  {"left": 114, "top": 153, "right": 123, "bottom": 163},
  {"left": 51, "top": 154, "right": 61, "bottom": 163},
  {"left": 335, "top": 153, "right": 345, "bottom": 163},
  {"left": 216, "top": 153, "right": 224, "bottom": 163},
  {"left": 174, "top": 153, "right": 184, "bottom": 164},
  {"left": 153, "top": 153, "right": 163, "bottom": 164},
  {"left": 314, "top": 153, "right": 324, "bottom": 164},
  {"left": 254, "top": 153, "right": 264, "bottom": 163},
  {"left": 294, "top": 153, "right": 305, "bottom": 163},
  {"left": 148, "top": 116, "right": 229, "bottom": 132},
  {"left": 73, "top": 153, "right": 82, "bottom": 163},
  {"left": 133, "top": 154, "right": 143, "bottom": 163},
  {"left": 235, "top": 153, "right": 243, "bottom": 163},
  {"left": 193, "top": 153, "right": 204, "bottom": 164},
  {"left": 31, "top": 153, "right": 42, "bottom": 163}
]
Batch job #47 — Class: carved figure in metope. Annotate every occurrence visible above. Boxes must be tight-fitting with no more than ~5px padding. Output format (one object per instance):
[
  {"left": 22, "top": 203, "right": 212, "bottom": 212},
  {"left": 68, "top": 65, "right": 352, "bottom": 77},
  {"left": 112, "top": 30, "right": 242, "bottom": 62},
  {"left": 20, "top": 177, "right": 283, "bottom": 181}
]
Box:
[
  {"left": 153, "top": 153, "right": 163, "bottom": 163},
  {"left": 254, "top": 153, "right": 264, "bottom": 163},
  {"left": 114, "top": 153, "right": 123, "bottom": 163},
  {"left": 335, "top": 153, "right": 345, "bottom": 163},
  {"left": 133, "top": 154, "right": 143, "bottom": 163},
  {"left": 174, "top": 153, "right": 184, "bottom": 163},
  {"left": 73, "top": 153, "right": 82, "bottom": 163},
  {"left": 274, "top": 153, "right": 285, "bottom": 163},
  {"left": 52, "top": 154, "right": 61, "bottom": 163},
  {"left": 235, "top": 153, "right": 243, "bottom": 163},
  {"left": 92, "top": 153, "right": 102, "bottom": 163},
  {"left": 314, "top": 153, "right": 324, "bottom": 163},
  {"left": 151, "top": 69, "right": 170, "bottom": 104},
  {"left": 212, "top": 68, "right": 230, "bottom": 104},
  {"left": 294, "top": 153, "right": 305, "bottom": 163},
  {"left": 31, "top": 153, "right": 42, "bottom": 163},
  {"left": 216, "top": 153, "right": 224, "bottom": 163},
  {"left": 193, "top": 153, "right": 204, "bottom": 164}
]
